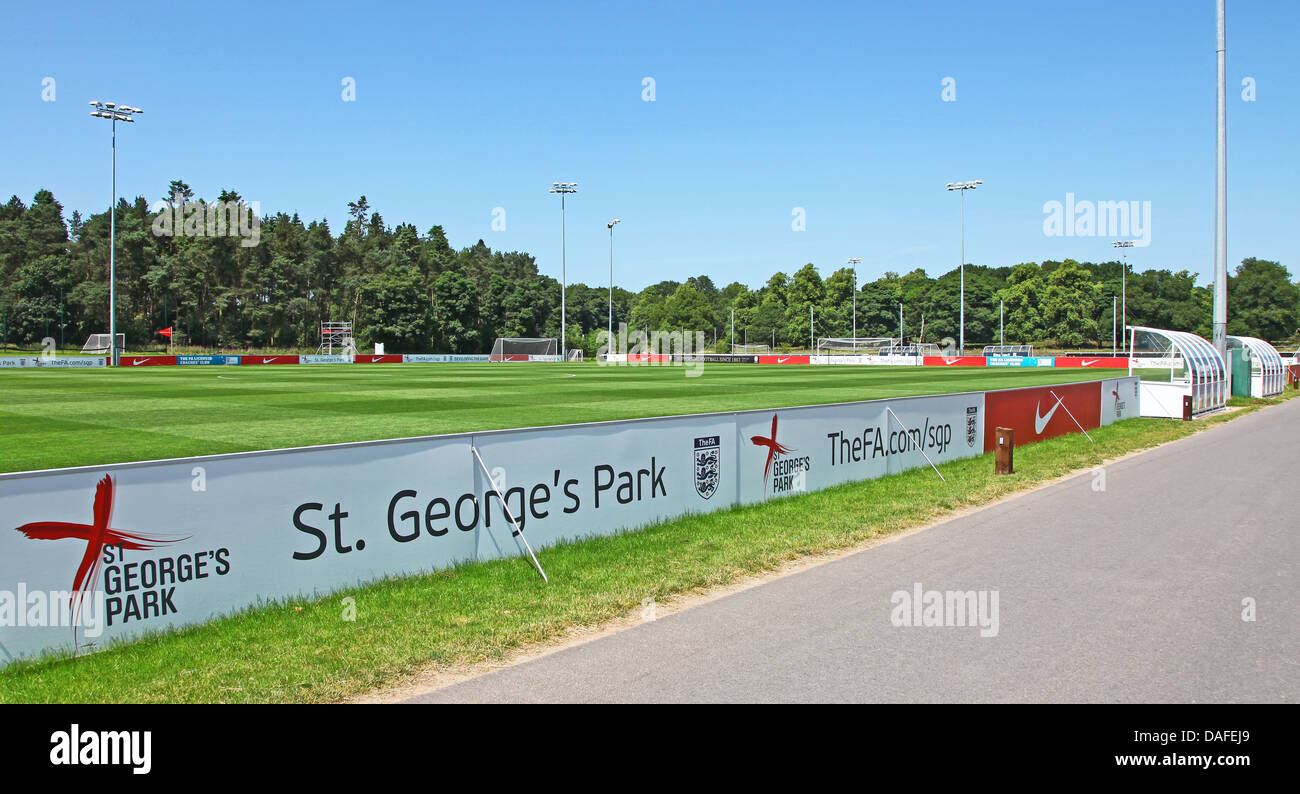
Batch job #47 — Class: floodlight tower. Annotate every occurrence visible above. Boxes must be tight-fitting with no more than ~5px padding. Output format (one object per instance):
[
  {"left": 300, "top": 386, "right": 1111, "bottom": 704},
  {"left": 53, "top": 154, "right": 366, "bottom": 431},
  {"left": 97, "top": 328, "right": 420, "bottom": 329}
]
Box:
[
  {"left": 846, "top": 257, "right": 862, "bottom": 352},
  {"left": 607, "top": 218, "right": 621, "bottom": 346},
  {"left": 89, "top": 100, "right": 143, "bottom": 366},
  {"left": 549, "top": 182, "right": 578, "bottom": 359},
  {"left": 1113, "top": 240, "right": 1133, "bottom": 353},
  {"left": 946, "top": 179, "right": 982, "bottom": 355}
]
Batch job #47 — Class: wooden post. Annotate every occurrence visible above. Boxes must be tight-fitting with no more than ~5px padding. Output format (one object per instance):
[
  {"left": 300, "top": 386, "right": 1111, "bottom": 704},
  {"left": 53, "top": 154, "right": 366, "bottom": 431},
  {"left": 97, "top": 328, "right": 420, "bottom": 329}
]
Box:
[{"left": 994, "top": 427, "right": 1014, "bottom": 475}]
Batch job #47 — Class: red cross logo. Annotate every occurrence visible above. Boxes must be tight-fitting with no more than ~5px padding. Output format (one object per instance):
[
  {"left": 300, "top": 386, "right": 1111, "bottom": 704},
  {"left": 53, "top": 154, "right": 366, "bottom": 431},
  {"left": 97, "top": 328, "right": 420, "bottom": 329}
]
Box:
[
  {"left": 15, "top": 475, "right": 188, "bottom": 635},
  {"left": 749, "top": 414, "right": 795, "bottom": 482}
]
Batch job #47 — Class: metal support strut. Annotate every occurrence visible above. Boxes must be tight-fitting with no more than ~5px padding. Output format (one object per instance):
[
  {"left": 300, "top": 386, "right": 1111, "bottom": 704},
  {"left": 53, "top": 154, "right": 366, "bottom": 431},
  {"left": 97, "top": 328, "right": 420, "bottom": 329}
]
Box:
[
  {"left": 885, "top": 406, "right": 947, "bottom": 483},
  {"left": 470, "top": 445, "right": 548, "bottom": 583},
  {"left": 1047, "top": 390, "right": 1094, "bottom": 443}
]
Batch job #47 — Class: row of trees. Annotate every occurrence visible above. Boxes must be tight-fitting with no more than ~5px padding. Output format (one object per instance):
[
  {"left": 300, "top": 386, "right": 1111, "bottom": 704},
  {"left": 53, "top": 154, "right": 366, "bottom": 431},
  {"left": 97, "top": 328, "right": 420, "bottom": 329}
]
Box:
[{"left": 1, "top": 187, "right": 1297, "bottom": 354}]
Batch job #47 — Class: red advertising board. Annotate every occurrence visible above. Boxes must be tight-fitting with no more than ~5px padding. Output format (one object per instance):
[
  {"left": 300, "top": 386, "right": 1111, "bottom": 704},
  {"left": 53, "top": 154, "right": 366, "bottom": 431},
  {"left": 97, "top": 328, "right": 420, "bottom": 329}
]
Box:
[
  {"left": 983, "top": 381, "right": 1102, "bottom": 452},
  {"left": 355, "top": 354, "right": 404, "bottom": 364},
  {"left": 1054, "top": 356, "right": 1128, "bottom": 369},
  {"left": 625, "top": 353, "right": 672, "bottom": 363},
  {"left": 240, "top": 355, "right": 301, "bottom": 365},
  {"left": 922, "top": 356, "right": 987, "bottom": 367},
  {"left": 119, "top": 355, "right": 177, "bottom": 367},
  {"left": 758, "top": 355, "right": 810, "bottom": 365}
]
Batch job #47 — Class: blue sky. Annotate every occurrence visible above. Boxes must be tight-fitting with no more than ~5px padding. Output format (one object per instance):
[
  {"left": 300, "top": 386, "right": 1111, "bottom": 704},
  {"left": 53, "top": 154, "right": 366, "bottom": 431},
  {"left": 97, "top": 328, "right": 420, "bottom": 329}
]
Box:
[{"left": 1, "top": 0, "right": 1296, "bottom": 290}]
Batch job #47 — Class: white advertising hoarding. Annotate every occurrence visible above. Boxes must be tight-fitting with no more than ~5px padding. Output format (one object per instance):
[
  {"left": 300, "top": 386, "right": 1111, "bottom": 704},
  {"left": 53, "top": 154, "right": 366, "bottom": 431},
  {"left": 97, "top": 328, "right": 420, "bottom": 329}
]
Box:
[
  {"left": 1101, "top": 376, "right": 1141, "bottom": 426},
  {"left": 0, "top": 357, "right": 107, "bottom": 369},
  {"left": 2, "top": 382, "right": 1137, "bottom": 665},
  {"left": 402, "top": 354, "right": 491, "bottom": 363}
]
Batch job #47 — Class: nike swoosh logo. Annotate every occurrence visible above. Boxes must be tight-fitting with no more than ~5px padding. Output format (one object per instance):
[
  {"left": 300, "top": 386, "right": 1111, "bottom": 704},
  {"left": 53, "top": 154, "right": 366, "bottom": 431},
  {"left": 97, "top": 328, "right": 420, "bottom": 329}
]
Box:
[
  {"left": 132, "top": 359, "right": 146, "bottom": 365},
  {"left": 1081, "top": 359, "right": 1099, "bottom": 366},
  {"left": 1034, "top": 400, "right": 1062, "bottom": 434},
  {"left": 944, "top": 358, "right": 960, "bottom": 365},
  {"left": 778, "top": 357, "right": 790, "bottom": 363},
  {"left": 263, "top": 358, "right": 277, "bottom": 364}
]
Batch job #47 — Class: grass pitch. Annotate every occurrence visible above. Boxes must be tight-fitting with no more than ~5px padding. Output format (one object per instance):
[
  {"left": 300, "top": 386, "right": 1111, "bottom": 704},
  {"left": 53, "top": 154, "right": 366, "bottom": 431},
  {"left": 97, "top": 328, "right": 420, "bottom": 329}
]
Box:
[{"left": 0, "top": 363, "right": 1124, "bottom": 473}]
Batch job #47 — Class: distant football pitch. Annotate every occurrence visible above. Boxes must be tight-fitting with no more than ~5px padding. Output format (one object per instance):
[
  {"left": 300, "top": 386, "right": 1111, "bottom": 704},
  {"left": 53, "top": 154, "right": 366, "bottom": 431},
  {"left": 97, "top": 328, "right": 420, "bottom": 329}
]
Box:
[{"left": 0, "top": 363, "right": 1125, "bottom": 473}]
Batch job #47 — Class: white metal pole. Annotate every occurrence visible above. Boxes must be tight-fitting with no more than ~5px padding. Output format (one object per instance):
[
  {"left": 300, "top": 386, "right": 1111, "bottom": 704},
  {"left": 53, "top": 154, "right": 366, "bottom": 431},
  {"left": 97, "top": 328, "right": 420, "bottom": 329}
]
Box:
[
  {"left": 1112, "top": 295, "right": 1117, "bottom": 356},
  {"left": 1000, "top": 299, "right": 1004, "bottom": 346},
  {"left": 109, "top": 116, "right": 117, "bottom": 366},
  {"left": 730, "top": 309, "right": 734, "bottom": 354},
  {"left": 1213, "top": 0, "right": 1228, "bottom": 362},
  {"left": 1128, "top": 327, "right": 1136, "bottom": 376},
  {"left": 561, "top": 192, "right": 567, "bottom": 360},
  {"left": 607, "top": 224, "right": 613, "bottom": 346}
]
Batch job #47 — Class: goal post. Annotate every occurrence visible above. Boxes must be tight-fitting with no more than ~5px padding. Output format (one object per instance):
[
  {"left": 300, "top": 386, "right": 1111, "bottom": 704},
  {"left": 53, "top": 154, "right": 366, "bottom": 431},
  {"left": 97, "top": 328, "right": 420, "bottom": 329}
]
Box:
[
  {"left": 816, "top": 337, "right": 897, "bottom": 355},
  {"left": 490, "top": 337, "right": 559, "bottom": 362},
  {"left": 81, "top": 333, "right": 125, "bottom": 355}
]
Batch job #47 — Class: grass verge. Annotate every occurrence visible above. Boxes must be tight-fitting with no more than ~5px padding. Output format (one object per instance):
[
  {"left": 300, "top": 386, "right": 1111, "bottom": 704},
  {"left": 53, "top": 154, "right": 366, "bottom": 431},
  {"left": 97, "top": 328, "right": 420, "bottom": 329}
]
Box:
[{"left": 3, "top": 390, "right": 1295, "bottom": 702}]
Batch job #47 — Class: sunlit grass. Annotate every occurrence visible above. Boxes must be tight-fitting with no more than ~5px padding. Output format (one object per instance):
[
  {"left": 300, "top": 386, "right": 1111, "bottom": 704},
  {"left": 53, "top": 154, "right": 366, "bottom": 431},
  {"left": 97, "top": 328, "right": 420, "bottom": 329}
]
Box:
[{"left": 0, "top": 363, "right": 1123, "bottom": 473}]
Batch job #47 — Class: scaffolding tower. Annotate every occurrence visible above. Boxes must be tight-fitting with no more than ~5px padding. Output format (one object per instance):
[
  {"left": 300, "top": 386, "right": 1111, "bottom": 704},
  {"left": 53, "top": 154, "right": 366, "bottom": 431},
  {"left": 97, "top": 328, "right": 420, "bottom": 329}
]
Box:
[{"left": 319, "top": 321, "right": 354, "bottom": 355}]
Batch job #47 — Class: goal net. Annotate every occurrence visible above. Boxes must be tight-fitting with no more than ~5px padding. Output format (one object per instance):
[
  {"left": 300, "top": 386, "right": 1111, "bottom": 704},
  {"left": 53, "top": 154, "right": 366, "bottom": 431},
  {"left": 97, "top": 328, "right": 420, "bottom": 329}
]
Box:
[
  {"left": 81, "top": 333, "right": 125, "bottom": 355},
  {"left": 816, "top": 337, "right": 897, "bottom": 355},
  {"left": 566, "top": 349, "right": 584, "bottom": 362},
  {"left": 732, "top": 344, "right": 771, "bottom": 354},
  {"left": 490, "top": 337, "right": 559, "bottom": 362}
]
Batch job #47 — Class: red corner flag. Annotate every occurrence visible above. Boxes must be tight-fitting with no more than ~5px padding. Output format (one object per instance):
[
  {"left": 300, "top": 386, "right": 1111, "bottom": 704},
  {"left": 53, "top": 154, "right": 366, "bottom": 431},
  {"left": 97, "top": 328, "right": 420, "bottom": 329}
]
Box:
[{"left": 158, "top": 327, "right": 173, "bottom": 338}]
